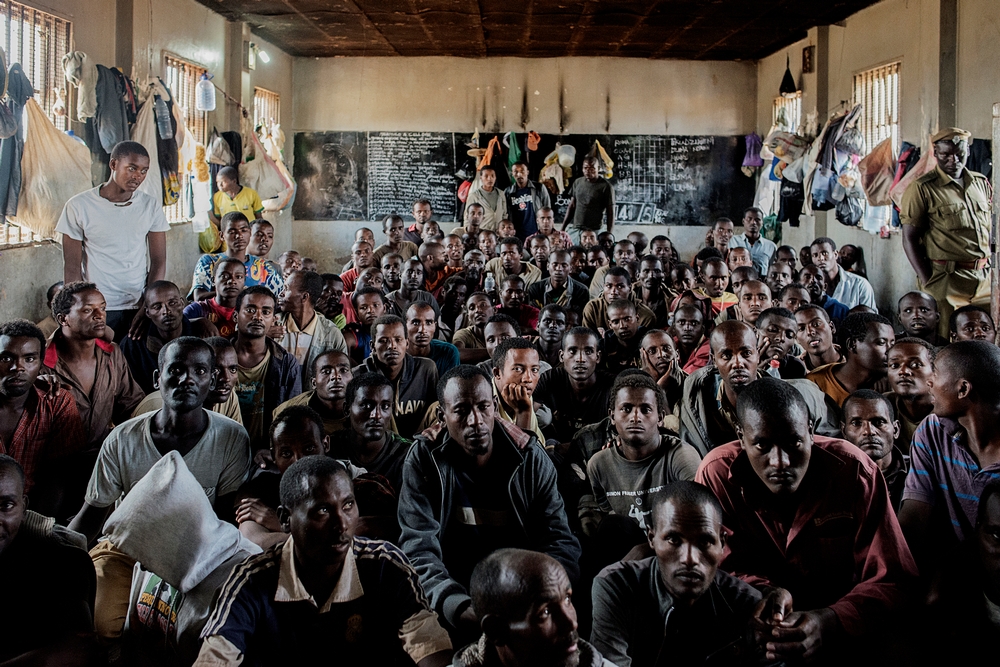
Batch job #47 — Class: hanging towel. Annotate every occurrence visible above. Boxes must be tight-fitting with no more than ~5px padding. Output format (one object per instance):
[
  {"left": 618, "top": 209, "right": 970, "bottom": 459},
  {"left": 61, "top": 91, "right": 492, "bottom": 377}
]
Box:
[
  {"left": 742, "top": 132, "right": 764, "bottom": 167},
  {"left": 527, "top": 131, "right": 541, "bottom": 151},
  {"left": 62, "top": 51, "right": 98, "bottom": 120}
]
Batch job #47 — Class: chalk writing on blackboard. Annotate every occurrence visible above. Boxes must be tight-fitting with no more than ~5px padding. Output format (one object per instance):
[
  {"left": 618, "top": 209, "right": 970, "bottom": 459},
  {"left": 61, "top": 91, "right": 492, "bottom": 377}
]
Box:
[{"left": 367, "top": 132, "right": 457, "bottom": 221}]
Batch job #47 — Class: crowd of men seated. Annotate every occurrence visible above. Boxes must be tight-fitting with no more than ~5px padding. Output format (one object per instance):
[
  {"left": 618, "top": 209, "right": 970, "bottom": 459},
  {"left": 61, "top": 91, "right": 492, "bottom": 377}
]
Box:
[{"left": 3, "top": 140, "right": 999, "bottom": 666}]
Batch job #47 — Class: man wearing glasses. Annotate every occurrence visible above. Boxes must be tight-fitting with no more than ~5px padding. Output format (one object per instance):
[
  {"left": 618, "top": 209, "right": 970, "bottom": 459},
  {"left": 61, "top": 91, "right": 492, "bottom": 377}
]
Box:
[{"left": 900, "top": 127, "right": 993, "bottom": 339}]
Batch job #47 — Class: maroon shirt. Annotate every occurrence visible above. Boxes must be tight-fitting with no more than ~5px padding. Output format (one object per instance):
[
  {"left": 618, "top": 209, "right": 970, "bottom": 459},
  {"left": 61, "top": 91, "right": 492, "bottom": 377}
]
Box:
[{"left": 696, "top": 436, "right": 917, "bottom": 636}]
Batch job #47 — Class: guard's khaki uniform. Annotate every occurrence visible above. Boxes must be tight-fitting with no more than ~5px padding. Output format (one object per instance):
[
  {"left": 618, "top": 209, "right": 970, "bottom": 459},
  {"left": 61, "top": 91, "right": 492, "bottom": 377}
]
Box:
[{"left": 900, "top": 164, "right": 993, "bottom": 337}]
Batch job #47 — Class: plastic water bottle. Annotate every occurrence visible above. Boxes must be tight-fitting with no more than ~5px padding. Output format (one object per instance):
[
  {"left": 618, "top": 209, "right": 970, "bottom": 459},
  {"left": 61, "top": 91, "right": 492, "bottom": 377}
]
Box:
[
  {"left": 484, "top": 272, "right": 495, "bottom": 294},
  {"left": 195, "top": 73, "right": 216, "bottom": 112},
  {"left": 154, "top": 96, "right": 172, "bottom": 139}
]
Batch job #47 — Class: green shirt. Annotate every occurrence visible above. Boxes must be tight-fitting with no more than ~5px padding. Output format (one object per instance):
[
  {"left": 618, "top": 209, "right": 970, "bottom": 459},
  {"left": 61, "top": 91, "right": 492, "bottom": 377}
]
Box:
[{"left": 899, "top": 165, "right": 993, "bottom": 260}]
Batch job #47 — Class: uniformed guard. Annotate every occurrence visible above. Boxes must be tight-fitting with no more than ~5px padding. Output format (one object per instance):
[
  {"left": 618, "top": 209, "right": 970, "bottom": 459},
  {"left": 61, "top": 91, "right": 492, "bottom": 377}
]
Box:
[{"left": 900, "top": 127, "right": 994, "bottom": 338}]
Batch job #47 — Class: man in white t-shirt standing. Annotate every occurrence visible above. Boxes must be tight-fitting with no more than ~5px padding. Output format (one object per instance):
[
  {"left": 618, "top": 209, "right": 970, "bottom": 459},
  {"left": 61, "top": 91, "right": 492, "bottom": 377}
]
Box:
[{"left": 56, "top": 141, "right": 169, "bottom": 341}]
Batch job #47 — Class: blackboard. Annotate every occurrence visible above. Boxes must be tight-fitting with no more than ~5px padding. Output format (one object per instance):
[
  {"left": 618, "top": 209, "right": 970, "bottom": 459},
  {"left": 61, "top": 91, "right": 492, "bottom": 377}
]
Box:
[{"left": 292, "top": 130, "right": 754, "bottom": 225}]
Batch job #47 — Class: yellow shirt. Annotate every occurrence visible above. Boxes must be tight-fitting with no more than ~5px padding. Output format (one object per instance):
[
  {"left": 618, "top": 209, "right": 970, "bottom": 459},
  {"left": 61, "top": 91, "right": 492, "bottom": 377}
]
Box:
[
  {"left": 805, "top": 361, "right": 850, "bottom": 408},
  {"left": 213, "top": 186, "right": 264, "bottom": 219}
]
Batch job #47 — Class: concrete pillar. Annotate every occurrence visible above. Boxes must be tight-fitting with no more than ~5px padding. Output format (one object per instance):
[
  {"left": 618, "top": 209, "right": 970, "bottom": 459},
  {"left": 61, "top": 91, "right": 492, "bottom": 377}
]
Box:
[
  {"left": 224, "top": 20, "right": 246, "bottom": 130},
  {"left": 115, "top": 0, "right": 133, "bottom": 74},
  {"left": 813, "top": 25, "right": 831, "bottom": 238},
  {"left": 939, "top": 0, "right": 958, "bottom": 128}
]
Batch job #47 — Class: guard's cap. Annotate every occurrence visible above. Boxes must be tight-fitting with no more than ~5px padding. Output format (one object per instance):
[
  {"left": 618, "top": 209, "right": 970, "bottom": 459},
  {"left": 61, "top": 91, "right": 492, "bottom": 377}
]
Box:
[{"left": 930, "top": 127, "right": 972, "bottom": 144}]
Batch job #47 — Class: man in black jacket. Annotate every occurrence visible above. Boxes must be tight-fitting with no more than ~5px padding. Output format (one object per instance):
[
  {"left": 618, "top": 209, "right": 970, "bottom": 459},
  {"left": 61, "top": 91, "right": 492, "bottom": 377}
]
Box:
[
  {"left": 397, "top": 365, "right": 581, "bottom": 642},
  {"left": 592, "top": 481, "right": 775, "bottom": 667}
]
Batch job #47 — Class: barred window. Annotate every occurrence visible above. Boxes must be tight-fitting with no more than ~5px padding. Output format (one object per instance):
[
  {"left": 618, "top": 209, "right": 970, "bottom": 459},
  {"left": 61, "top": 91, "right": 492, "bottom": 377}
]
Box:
[
  {"left": 853, "top": 61, "right": 900, "bottom": 153},
  {"left": 253, "top": 86, "right": 280, "bottom": 131},
  {"left": 0, "top": 0, "right": 71, "bottom": 247},
  {"left": 772, "top": 93, "right": 801, "bottom": 133},
  {"left": 163, "top": 54, "right": 207, "bottom": 222}
]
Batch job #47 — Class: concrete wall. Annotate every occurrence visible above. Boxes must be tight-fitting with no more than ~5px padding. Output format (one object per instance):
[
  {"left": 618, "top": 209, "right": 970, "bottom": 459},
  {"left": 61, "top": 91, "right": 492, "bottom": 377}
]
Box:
[
  {"left": 752, "top": 0, "right": 1000, "bottom": 314},
  {"left": 289, "top": 56, "right": 758, "bottom": 267}
]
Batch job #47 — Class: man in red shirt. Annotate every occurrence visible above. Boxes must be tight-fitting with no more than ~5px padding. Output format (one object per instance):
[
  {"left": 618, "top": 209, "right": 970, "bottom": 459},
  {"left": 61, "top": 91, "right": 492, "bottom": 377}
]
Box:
[
  {"left": 0, "top": 320, "right": 85, "bottom": 508},
  {"left": 696, "top": 376, "right": 917, "bottom": 662}
]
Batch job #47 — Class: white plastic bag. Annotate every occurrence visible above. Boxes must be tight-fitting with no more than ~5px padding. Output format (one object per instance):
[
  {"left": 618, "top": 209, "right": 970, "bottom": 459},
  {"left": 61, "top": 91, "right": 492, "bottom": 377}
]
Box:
[
  {"left": 13, "top": 99, "right": 91, "bottom": 237},
  {"left": 240, "top": 130, "right": 293, "bottom": 209}
]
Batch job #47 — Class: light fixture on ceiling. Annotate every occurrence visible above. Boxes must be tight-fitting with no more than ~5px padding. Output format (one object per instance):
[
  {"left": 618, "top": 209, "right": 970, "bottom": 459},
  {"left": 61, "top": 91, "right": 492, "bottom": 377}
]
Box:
[
  {"left": 258, "top": 50, "right": 270, "bottom": 64},
  {"left": 780, "top": 54, "right": 799, "bottom": 98}
]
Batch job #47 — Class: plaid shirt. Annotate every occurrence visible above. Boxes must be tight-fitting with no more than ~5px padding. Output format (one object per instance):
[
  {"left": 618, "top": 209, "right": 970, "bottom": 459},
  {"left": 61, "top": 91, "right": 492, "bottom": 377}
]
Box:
[{"left": 0, "top": 386, "right": 86, "bottom": 490}]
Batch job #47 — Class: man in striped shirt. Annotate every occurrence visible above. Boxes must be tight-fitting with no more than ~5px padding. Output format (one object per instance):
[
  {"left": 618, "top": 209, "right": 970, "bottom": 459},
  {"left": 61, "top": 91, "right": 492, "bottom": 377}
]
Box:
[
  {"left": 195, "top": 456, "right": 453, "bottom": 666},
  {"left": 900, "top": 340, "right": 1000, "bottom": 572}
]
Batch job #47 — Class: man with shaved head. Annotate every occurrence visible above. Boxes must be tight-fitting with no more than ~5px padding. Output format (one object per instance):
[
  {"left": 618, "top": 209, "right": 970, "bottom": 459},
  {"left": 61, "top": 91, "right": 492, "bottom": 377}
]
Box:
[
  {"left": 679, "top": 321, "right": 840, "bottom": 456},
  {"left": 735, "top": 280, "right": 771, "bottom": 327},
  {"left": 456, "top": 548, "right": 613, "bottom": 667},
  {"left": 896, "top": 291, "right": 945, "bottom": 346},
  {"left": 338, "top": 240, "right": 374, "bottom": 293},
  {"left": 406, "top": 302, "right": 460, "bottom": 377},
  {"left": 695, "top": 258, "right": 738, "bottom": 316},
  {"left": 525, "top": 249, "right": 590, "bottom": 315},
  {"left": 420, "top": 241, "right": 462, "bottom": 299}
]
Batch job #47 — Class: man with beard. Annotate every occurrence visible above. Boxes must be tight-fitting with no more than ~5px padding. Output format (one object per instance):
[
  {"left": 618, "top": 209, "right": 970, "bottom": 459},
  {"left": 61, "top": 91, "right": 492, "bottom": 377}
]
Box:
[
  {"left": 122, "top": 281, "right": 217, "bottom": 393},
  {"left": 373, "top": 213, "right": 419, "bottom": 264},
  {"left": 583, "top": 268, "right": 654, "bottom": 334},
  {"left": 506, "top": 161, "right": 552, "bottom": 239},
  {"left": 672, "top": 305, "right": 711, "bottom": 375},
  {"left": 680, "top": 321, "right": 839, "bottom": 456},
  {"left": 528, "top": 235, "right": 552, "bottom": 279},
  {"left": 728, "top": 207, "right": 776, "bottom": 277},
  {"left": 0, "top": 320, "right": 85, "bottom": 505},
  {"left": 896, "top": 291, "right": 945, "bottom": 346},
  {"left": 534, "top": 327, "right": 614, "bottom": 445},
  {"left": 316, "top": 274, "right": 347, "bottom": 329},
  {"left": 634, "top": 256, "right": 672, "bottom": 328},
  {"left": 591, "top": 482, "right": 770, "bottom": 667},
  {"left": 799, "top": 264, "right": 850, "bottom": 324},
  {"left": 404, "top": 199, "right": 434, "bottom": 244},
  {"left": 197, "top": 456, "right": 454, "bottom": 667},
  {"left": 808, "top": 238, "right": 877, "bottom": 311},
  {"left": 806, "top": 313, "right": 894, "bottom": 410},
  {"left": 454, "top": 549, "right": 613, "bottom": 667},
  {"left": 274, "top": 350, "right": 353, "bottom": 435},
  {"left": 387, "top": 258, "right": 441, "bottom": 319},
  {"left": 407, "top": 302, "right": 460, "bottom": 377},
  {"left": 694, "top": 258, "right": 738, "bottom": 316},
  {"left": 498, "top": 275, "right": 540, "bottom": 333},
  {"left": 381, "top": 252, "right": 404, "bottom": 292},
  {"left": 420, "top": 241, "right": 463, "bottom": 299},
  {"left": 134, "top": 336, "right": 245, "bottom": 427},
  {"left": 353, "top": 315, "right": 438, "bottom": 437},
  {"left": 794, "top": 305, "right": 842, "bottom": 371},
  {"left": 534, "top": 304, "right": 568, "bottom": 369},
  {"left": 330, "top": 372, "right": 412, "bottom": 494},
  {"left": 842, "top": 390, "right": 907, "bottom": 510},
  {"left": 525, "top": 249, "right": 590, "bottom": 317},
  {"left": 398, "top": 365, "right": 580, "bottom": 641},
  {"left": 949, "top": 305, "right": 995, "bottom": 342},
  {"left": 339, "top": 241, "right": 375, "bottom": 293},
  {"left": 601, "top": 300, "right": 646, "bottom": 374},
  {"left": 463, "top": 249, "right": 487, "bottom": 293},
  {"left": 445, "top": 234, "right": 466, "bottom": 270},
  {"left": 184, "top": 257, "right": 245, "bottom": 338},
  {"left": 696, "top": 378, "right": 916, "bottom": 663},
  {"left": 486, "top": 237, "right": 543, "bottom": 291},
  {"left": 732, "top": 280, "right": 771, "bottom": 327},
  {"left": 478, "top": 230, "right": 499, "bottom": 259},
  {"left": 453, "top": 293, "right": 495, "bottom": 363},
  {"left": 885, "top": 338, "right": 935, "bottom": 453},
  {"left": 756, "top": 307, "right": 806, "bottom": 380},
  {"left": 69, "top": 337, "right": 252, "bottom": 641},
  {"left": 275, "top": 270, "right": 348, "bottom": 387},
  {"left": 232, "top": 286, "right": 302, "bottom": 450}
]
